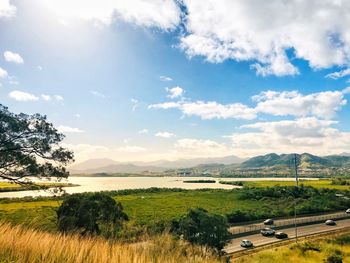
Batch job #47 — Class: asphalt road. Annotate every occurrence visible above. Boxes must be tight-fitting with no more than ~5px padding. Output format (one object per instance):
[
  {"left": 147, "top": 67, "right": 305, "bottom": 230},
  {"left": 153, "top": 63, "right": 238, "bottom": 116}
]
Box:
[
  {"left": 224, "top": 218, "right": 350, "bottom": 254},
  {"left": 229, "top": 211, "right": 349, "bottom": 234}
]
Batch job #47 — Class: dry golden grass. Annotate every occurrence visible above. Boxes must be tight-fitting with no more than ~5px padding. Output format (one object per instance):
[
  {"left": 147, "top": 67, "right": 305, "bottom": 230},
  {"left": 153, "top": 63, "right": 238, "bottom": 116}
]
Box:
[{"left": 0, "top": 222, "right": 222, "bottom": 263}]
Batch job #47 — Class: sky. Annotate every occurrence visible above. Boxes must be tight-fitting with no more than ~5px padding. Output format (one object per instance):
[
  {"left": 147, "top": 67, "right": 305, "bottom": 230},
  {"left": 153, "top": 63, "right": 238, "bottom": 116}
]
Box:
[{"left": 1, "top": 0, "right": 350, "bottom": 164}]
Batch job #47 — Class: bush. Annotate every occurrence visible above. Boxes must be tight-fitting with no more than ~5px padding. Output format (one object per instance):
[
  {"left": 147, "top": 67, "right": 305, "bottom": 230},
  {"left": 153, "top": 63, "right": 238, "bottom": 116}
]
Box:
[
  {"left": 57, "top": 193, "right": 128, "bottom": 237},
  {"left": 173, "top": 208, "right": 231, "bottom": 251},
  {"left": 326, "top": 254, "right": 343, "bottom": 263}
]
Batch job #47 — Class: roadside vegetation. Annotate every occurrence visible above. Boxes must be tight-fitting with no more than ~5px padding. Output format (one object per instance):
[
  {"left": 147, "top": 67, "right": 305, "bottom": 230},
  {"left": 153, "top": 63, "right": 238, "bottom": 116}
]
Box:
[
  {"left": 235, "top": 232, "right": 350, "bottom": 263},
  {"left": 0, "top": 221, "right": 222, "bottom": 263},
  {"left": 219, "top": 179, "right": 350, "bottom": 190}
]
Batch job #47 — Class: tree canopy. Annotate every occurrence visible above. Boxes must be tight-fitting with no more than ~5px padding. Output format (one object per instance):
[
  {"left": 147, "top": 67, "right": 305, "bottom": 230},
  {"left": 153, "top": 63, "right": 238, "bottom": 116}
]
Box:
[
  {"left": 0, "top": 104, "right": 74, "bottom": 183},
  {"left": 57, "top": 193, "right": 128, "bottom": 236},
  {"left": 173, "top": 208, "right": 231, "bottom": 251}
]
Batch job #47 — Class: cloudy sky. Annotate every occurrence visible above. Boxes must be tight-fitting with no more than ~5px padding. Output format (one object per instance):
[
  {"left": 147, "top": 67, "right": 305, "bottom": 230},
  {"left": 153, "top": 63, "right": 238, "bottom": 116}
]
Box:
[{"left": 1, "top": 0, "right": 350, "bottom": 163}]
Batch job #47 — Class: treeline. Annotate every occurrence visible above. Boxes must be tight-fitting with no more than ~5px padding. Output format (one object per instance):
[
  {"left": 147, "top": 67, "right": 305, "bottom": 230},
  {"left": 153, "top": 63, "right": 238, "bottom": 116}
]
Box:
[{"left": 227, "top": 186, "right": 350, "bottom": 223}]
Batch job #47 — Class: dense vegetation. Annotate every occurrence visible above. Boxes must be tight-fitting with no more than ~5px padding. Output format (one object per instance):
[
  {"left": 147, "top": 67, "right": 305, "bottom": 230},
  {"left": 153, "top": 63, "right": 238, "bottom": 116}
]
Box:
[
  {"left": 226, "top": 185, "right": 350, "bottom": 223},
  {"left": 237, "top": 231, "right": 350, "bottom": 263},
  {"left": 1, "top": 185, "right": 349, "bottom": 240},
  {"left": 57, "top": 193, "right": 128, "bottom": 237},
  {"left": 172, "top": 208, "right": 231, "bottom": 251}
]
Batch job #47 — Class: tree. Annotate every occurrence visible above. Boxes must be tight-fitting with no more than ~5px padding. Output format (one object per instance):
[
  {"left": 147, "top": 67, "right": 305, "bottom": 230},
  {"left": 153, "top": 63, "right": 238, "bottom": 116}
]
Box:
[
  {"left": 174, "top": 208, "right": 231, "bottom": 251},
  {"left": 0, "top": 104, "right": 73, "bottom": 183},
  {"left": 57, "top": 193, "right": 128, "bottom": 236}
]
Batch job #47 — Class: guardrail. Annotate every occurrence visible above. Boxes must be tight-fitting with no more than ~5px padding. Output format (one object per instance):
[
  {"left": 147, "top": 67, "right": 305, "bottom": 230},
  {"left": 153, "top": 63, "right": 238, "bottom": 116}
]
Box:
[{"left": 230, "top": 212, "right": 350, "bottom": 235}]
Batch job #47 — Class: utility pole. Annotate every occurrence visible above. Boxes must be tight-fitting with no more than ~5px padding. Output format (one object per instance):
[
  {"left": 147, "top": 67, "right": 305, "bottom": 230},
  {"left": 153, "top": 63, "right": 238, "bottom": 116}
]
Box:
[{"left": 294, "top": 153, "right": 299, "bottom": 243}]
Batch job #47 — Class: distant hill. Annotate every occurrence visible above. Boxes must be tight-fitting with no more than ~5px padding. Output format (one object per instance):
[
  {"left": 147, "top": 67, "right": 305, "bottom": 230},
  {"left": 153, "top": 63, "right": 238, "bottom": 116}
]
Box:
[
  {"left": 240, "top": 153, "right": 350, "bottom": 169},
  {"left": 69, "top": 155, "right": 245, "bottom": 174},
  {"left": 134, "top": 155, "right": 245, "bottom": 168}
]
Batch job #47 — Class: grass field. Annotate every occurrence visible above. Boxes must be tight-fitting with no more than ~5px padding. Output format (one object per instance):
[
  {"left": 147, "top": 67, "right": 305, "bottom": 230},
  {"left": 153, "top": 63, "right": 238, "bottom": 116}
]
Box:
[
  {"left": 0, "top": 189, "right": 258, "bottom": 231},
  {"left": 235, "top": 232, "right": 350, "bottom": 263},
  {"left": 0, "top": 222, "right": 221, "bottom": 263},
  {"left": 220, "top": 179, "right": 350, "bottom": 190},
  {"left": 0, "top": 182, "right": 78, "bottom": 192}
]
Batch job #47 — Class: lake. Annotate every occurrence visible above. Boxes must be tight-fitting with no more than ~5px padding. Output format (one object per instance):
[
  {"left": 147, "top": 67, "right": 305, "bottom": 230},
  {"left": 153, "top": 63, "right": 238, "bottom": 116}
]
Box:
[{"left": 0, "top": 176, "right": 306, "bottom": 198}]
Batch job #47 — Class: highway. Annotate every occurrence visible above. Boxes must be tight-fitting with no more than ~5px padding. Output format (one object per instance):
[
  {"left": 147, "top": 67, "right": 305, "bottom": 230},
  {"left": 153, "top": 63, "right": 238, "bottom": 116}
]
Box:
[
  {"left": 224, "top": 218, "right": 350, "bottom": 254},
  {"left": 229, "top": 211, "right": 349, "bottom": 234}
]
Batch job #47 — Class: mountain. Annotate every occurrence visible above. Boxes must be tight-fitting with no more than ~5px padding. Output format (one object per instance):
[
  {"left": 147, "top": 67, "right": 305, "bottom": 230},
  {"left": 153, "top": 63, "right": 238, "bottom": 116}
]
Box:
[
  {"left": 68, "top": 158, "right": 120, "bottom": 171},
  {"left": 240, "top": 153, "right": 350, "bottom": 169},
  {"left": 70, "top": 164, "right": 166, "bottom": 174},
  {"left": 69, "top": 155, "right": 245, "bottom": 174},
  {"left": 134, "top": 155, "right": 245, "bottom": 168}
]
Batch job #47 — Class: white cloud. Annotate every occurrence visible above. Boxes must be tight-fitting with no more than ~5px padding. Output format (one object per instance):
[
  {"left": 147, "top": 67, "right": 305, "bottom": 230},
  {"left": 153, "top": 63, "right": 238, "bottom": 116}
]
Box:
[
  {"left": 138, "top": 129, "right": 149, "bottom": 134},
  {"left": 150, "top": 100, "right": 257, "bottom": 120},
  {"left": 175, "top": 138, "right": 232, "bottom": 157},
  {"left": 253, "top": 90, "right": 347, "bottom": 119},
  {"left": 46, "top": 0, "right": 180, "bottom": 29},
  {"left": 4, "top": 51, "right": 24, "bottom": 64},
  {"left": 41, "top": 94, "right": 51, "bottom": 101},
  {"left": 180, "top": 0, "right": 350, "bottom": 76},
  {"left": 75, "top": 113, "right": 81, "bottom": 118},
  {"left": 8, "top": 90, "right": 39, "bottom": 102},
  {"left": 343, "top": 87, "right": 350, "bottom": 94},
  {"left": 227, "top": 117, "right": 350, "bottom": 157},
  {"left": 160, "top": 75, "right": 173, "bottom": 81},
  {"left": 0, "top": 0, "right": 16, "bottom": 18},
  {"left": 90, "top": 90, "right": 105, "bottom": 98},
  {"left": 326, "top": 68, "right": 350, "bottom": 79},
  {"left": 166, "top": 86, "right": 184, "bottom": 99},
  {"left": 116, "top": 145, "right": 147, "bottom": 153},
  {"left": 0, "top": 67, "right": 8, "bottom": 78},
  {"left": 54, "top": 95, "right": 64, "bottom": 101},
  {"left": 155, "top": 131, "right": 176, "bottom": 138},
  {"left": 150, "top": 88, "right": 349, "bottom": 120},
  {"left": 131, "top": 98, "right": 138, "bottom": 111},
  {"left": 57, "top": 125, "right": 84, "bottom": 133},
  {"left": 37, "top": 66, "right": 43, "bottom": 71}
]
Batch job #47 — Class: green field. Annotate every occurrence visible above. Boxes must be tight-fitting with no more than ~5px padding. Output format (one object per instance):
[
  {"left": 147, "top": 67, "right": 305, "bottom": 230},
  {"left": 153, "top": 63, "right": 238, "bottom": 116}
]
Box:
[
  {"left": 220, "top": 179, "right": 350, "bottom": 190},
  {"left": 0, "top": 182, "right": 78, "bottom": 192},
  {"left": 1, "top": 183, "right": 350, "bottom": 234},
  {"left": 0, "top": 189, "right": 257, "bottom": 231}
]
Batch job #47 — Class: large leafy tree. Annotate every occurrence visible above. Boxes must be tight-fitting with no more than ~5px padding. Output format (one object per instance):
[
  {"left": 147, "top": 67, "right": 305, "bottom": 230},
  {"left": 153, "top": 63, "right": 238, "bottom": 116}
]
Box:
[
  {"left": 57, "top": 193, "right": 128, "bottom": 236},
  {"left": 173, "top": 208, "right": 231, "bottom": 251},
  {"left": 0, "top": 104, "right": 74, "bottom": 183}
]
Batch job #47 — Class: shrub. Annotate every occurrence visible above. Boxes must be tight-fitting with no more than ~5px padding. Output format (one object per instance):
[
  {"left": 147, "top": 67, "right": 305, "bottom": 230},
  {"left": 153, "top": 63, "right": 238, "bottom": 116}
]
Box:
[
  {"left": 57, "top": 192, "right": 128, "bottom": 237},
  {"left": 173, "top": 208, "right": 231, "bottom": 251}
]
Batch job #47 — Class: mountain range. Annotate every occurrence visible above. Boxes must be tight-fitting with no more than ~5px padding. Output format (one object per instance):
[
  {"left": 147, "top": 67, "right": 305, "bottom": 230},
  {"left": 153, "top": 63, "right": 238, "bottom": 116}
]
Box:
[
  {"left": 68, "top": 153, "right": 350, "bottom": 174},
  {"left": 240, "top": 153, "right": 350, "bottom": 169},
  {"left": 68, "top": 155, "right": 245, "bottom": 174}
]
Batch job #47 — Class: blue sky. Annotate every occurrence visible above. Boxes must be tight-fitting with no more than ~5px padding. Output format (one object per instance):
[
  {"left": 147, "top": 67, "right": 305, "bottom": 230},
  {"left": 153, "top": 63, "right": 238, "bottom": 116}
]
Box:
[{"left": 1, "top": 0, "right": 350, "bottom": 163}]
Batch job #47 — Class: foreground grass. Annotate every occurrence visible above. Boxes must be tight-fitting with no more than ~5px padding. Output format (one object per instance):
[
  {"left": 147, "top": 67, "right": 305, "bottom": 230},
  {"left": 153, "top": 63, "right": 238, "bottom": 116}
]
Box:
[
  {"left": 235, "top": 232, "right": 350, "bottom": 263},
  {"left": 0, "top": 222, "right": 221, "bottom": 263},
  {"left": 220, "top": 179, "right": 350, "bottom": 190}
]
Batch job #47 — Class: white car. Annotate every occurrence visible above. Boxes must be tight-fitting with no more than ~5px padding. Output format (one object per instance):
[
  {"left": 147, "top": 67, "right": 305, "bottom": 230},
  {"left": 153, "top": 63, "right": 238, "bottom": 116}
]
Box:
[
  {"left": 240, "top": 240, "right": 253, "bottom": 248},
  {"left": 346, "top": 209, "right": 350, "bottom": 214},
  {"left": 325, "top": 219, "right": 336, "bottom": 226},
  {"left": 260, "top": 228, "right": 275, "bottom": 236}
]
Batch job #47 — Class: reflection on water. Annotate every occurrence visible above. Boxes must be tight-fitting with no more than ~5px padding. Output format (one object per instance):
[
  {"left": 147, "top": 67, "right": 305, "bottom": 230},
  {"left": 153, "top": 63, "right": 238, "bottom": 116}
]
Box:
[{"left": 0, "top": 176, "right": 309, "bottom": 198}]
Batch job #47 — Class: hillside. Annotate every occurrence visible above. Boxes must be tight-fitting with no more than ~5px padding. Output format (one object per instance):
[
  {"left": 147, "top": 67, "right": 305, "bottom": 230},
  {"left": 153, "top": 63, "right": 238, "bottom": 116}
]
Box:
[{"left": 240, "top": 153, "right": 350, "bottom": 169}]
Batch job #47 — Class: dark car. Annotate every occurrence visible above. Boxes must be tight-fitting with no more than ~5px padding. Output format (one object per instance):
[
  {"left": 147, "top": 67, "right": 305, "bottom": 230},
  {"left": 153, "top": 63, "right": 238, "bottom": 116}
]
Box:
[
  {"left": 260, "top": 228, "right": 275, "bottom": 236},
  {"left": 263, "top": 219, "right": 274, "bottom": 225},
  {"left": 275, "top": 232, "right": 288, "bottom": 239},
  {"left": 325, "top": 219, "right": 336, "bottom": 225},
  {"left": 240, "top": 240, "right": 253, "bottom": 248}
]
